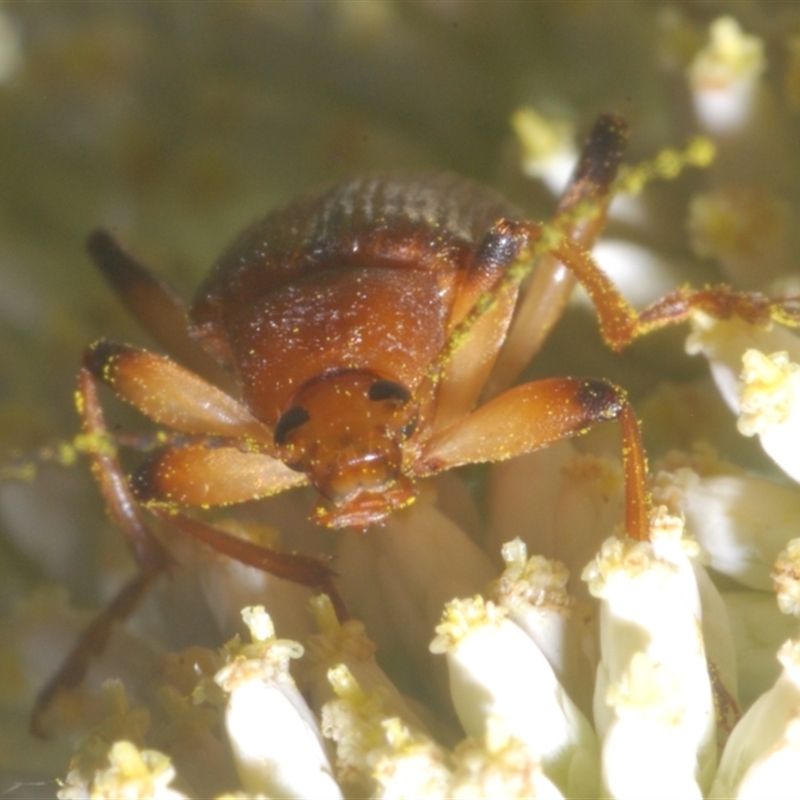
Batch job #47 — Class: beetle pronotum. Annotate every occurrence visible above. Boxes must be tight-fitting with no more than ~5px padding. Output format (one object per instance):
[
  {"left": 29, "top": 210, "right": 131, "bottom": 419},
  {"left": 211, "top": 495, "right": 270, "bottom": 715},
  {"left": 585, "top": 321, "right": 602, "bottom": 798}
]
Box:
[{"left": 29, "top": 113, "right": 800, "bottom": 735}]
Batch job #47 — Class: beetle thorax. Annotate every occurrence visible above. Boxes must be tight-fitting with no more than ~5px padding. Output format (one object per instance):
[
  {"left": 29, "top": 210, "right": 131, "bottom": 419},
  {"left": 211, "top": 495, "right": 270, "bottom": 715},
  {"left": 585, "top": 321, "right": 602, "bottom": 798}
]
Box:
[{"left": 273, "top": 370, "right": 418, "bottom": 528}]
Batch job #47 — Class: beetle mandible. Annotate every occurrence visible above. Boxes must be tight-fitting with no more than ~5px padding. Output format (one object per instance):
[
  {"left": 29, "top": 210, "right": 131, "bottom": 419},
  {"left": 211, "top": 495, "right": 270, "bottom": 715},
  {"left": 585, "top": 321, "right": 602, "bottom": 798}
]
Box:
[{"left": 32, "top": 113, "right": 800, "bottom": 734}]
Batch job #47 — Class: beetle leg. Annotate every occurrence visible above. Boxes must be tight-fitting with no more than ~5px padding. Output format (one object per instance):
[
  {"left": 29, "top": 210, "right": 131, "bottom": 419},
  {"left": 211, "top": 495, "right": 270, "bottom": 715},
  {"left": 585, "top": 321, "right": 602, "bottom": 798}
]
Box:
[
  {"left": 131, "top": 442, "right": 307, "bottom": 508},
  {"left": 31, "top": 361, "right": 324, "bottom": 735},
  {"left": 485, "top": 112, "right": 629, "bottom": 396},
  {"left": 29, "top": 569, "right": 158, "bottom": 738},
  {"left": 149, "top": 509, "right": 346, "bottom": 620},
  {"left": 429, "top": 221, "right": 641, "bottom": 405},
  {"left": 635, "top": 284, "right": 800, "bottom": 333},
  {"left": 542, "top": 237, "right": 800, "bottom": 348},
  {"left": 420, "top": 377, "right": 649, "bottom": 542},
  {"left": 29, "top": 369, "right": 175, "bottom": 737},
  {"left": 84, "top": 340, "right": 272, "bottom": 442},
  {"left": 136, "top": 449, "right": 342, "bottom": 616},
  {"left": 87, "top": 229, "right": 233, "bottom": 388},
  {"left": 480, "top": 222, "right": 800, "bottom": 361},
  {"left": 77, "top": 366, "right": 173, "bottom": 574}
]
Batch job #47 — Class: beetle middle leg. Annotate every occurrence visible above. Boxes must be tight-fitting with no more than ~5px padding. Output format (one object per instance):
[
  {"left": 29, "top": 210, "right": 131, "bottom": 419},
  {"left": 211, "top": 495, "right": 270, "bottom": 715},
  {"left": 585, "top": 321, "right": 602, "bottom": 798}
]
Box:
[
  {"left": 79, "top": 340, "right": 343, "bottom": 596},
  {"left": 491, "top": 219, "right": 800, "bottom": 357},
  {"left": 30, "top": 366, "right": 174, "bottom": 736}
]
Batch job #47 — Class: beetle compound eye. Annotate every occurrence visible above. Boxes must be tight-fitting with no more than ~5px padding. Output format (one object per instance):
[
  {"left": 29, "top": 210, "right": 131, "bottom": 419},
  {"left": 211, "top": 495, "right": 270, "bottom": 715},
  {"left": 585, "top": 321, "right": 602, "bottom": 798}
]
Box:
[
  {"left": 274, "top": 405, "right": 311, "bottom": 446},
  {"left": 368, "top": 379, "right": 411, "bottom": 404}
]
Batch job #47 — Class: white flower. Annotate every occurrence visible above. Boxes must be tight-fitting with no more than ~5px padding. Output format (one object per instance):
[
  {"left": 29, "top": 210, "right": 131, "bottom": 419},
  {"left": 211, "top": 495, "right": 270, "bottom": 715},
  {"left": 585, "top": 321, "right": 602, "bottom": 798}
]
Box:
[
  {"left": 710, "top": 640, "right": 800, "bottom": 799},
  {"left": 653, "top": 464, "right": 800, "bottom": 591},
  {"left": 58, "top": 740, "right": 188, "bottom": 800},
  {"left": 214, "top": 606, "right": 341, "bottom": 799},
  {"left": 689, "top": 16, "right": 766, "bottom": 133},
  {"left": 773, "top": 538, "right": 800, "bottom": 617},
  {"left": 511, "top": 107, "right": 577, "bottom": 196},
  {"left": 686, "top": 314, "right": 800, "bottom": 481},
  {"left": 448, "top": 718, "right": 566, "bottom": 800},
  {"left": 301, "top": 594, "right": 428, "bottom": 733},
  {"left": 583, "top": 510, "right": 717, "bottom": 797},
  {"left": 737, "top": 349, "right": 800, "bottom": 481},
  {"left": 430, "top": 594, "right": 599, "bottom": 798}
]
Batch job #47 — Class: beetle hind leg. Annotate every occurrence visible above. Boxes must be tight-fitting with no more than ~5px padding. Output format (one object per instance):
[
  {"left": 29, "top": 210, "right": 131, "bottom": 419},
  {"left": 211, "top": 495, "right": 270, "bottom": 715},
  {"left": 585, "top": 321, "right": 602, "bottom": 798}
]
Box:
[
  {"left": 87, "top": 229, "right": 232, "bottom": 388},
  {"left": 490, "top": 227, "right": 800, "bottom": 357},
  {"left": 636, "top": 284, "right": 800, "bottom": 333}
]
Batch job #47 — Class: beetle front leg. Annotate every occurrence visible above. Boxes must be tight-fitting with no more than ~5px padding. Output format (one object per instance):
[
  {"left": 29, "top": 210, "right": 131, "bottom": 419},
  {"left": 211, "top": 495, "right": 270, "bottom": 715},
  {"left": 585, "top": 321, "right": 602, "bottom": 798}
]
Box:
[
  {"left": 77, "top": 366, "right": 173, "bottom": 575},
  {"left": 83, "top": 340, "right": 272, "bottom": 441},
  {"left": 420, "top": 377, "right": 649, "bottom": 542}
]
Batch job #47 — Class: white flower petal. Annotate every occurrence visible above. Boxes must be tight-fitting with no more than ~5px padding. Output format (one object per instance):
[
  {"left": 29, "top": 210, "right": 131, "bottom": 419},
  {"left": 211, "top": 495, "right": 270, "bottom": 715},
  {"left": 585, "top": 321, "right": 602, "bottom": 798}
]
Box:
[
  {"left": 584, "top": 511, "right": 716, "bottom": 796},
  {"left": 733, "top": 718, "right": 800, "bottom": 800},
  {"left": 510, "top": 107, "right": 577, "bottom": 195},
  {"left": 430, "top": 596, "right": 599, "bottom": 798},
  {"left": 691, "top": 559, "right": 740, "bottom": 704},
  {"left": 721, "top": 590, "right": 798, "bottom": 709},
  {"left": 738, "top": 349, "right": 800, "bottom": 481},
  {"left": 686, "top": 314, "right": 800, "bottom": 481},
  {"left": 302, "top": 595, "right": 428, "bottom": 734},
  {"left": 655, "top": 467, "right": 800, "bottom": 591},
  {"left": 773, "top": 538, "right": 800, "bottom": 616},
  {"left": 689, "top": 16, "right": 765, "bottom": 134},
  {"left": 489, "top": 539, "right": 594, "bottom": 717},
  {"left": 711, "top": 639, "right": 800, "bottom": 799},
  {"left": 687, "top": 188, "right": 791, "bottom": 288},
  {"left": 336, "top": 500, "right": 496, "bottom": 701},
  {"left": 487, "top": 440, "right": 578, "bottom": 563},
  {"left": 601, "top": 655, "right": 705, "bottom": 800},
  {"left": 686, "top": 314, "right": 800, "bottom": 414},
  {"left": 449, "top": 718, "right": 565, "bottom": 800},
  {"left": 490, "top": 450, "right": 626, "bottom": 594},
  {"left": 320, "top": 664, "right": 393, "bottom": 795},
  {"left": 58, "top": 741, "right": 188, "bottom": 800},
  {"left": 372, "top": 718, "right": 452, "bottom": 800},
  {"left": 214, "top": 607, "right": 341, "bottom": 799}
]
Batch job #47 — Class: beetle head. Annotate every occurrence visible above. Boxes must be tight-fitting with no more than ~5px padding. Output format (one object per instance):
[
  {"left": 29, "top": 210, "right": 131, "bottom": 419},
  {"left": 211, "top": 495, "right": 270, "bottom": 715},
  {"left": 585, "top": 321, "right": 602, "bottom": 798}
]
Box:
[{"left": 273, "top": 370, "right": 419, "bottom": 528}]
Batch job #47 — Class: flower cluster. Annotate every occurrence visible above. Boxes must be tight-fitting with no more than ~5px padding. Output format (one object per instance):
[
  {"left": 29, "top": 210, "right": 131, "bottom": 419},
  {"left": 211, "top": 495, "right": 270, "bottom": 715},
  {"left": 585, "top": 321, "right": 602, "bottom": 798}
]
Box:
[
  {"left": 4, "top": 9, "right": 800, "bottom": 799},
  {"left": 50, "top": 503, "right": 800, "bottom": 798}
]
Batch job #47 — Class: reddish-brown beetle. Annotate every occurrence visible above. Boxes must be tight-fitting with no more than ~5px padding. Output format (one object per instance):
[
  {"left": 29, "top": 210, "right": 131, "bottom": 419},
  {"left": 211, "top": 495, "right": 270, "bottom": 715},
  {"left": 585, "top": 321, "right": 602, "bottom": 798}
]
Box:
[{"left": 30, "top": 114, "right": 800, "bottom": 734}]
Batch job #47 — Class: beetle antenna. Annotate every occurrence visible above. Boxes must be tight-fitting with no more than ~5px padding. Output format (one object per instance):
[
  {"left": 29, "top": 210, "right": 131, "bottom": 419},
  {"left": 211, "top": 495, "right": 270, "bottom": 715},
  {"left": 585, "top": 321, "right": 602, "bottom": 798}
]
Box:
[{"left": 614, "top": 134, "right": 715, "bottom": 197}]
